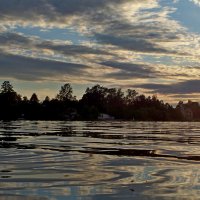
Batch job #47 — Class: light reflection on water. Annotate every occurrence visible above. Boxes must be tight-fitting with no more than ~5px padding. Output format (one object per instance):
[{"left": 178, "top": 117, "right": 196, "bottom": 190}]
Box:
[{"left": 0, "top": 121, "right": 200, "bottom": 199}]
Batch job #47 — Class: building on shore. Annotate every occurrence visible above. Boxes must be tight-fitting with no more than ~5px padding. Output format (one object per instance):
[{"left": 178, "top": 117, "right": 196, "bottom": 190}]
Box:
[{"left": 98, "top": 113, "right": 115, "bottom": 120}]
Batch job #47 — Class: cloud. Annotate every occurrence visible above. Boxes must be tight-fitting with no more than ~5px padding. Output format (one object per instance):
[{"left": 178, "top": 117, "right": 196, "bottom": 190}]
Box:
[
  {"left": 95, "top": 34, "right": 178, "bottom": 55},
  {"left": 0, "top": 0, "right": 132, "bottom": 28},
  {"left": 0, "top": 32, "right": 109, "bottom": 56},
  {"left": 0, "top": 0, "right": 200, "bottom": 101},
  {"left": 37, "top": 41, "right": 110, "bottom": 56},
  {"left": 0, "top": 0, "right": 196, "bottom": 58},
  {"left": 136, "top": 80, "right": 200, "bottom": 94},
  {"left": 0, "top": 51, "right": 91, "bottom": 81},
  {"left": 0, "top": 32, "right": 34, "bottom": 47},
  {"left": 190, "top": 0, "right": 200, "bottom": 6},
  {"left": 101, "top": 61, "right": 158, "bottom": 79}
]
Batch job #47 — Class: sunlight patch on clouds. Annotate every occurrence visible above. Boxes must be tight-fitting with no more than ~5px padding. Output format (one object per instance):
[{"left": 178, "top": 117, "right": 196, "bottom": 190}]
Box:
[{"left": 190, "top": 0, "right": 200, "bottom": 6}]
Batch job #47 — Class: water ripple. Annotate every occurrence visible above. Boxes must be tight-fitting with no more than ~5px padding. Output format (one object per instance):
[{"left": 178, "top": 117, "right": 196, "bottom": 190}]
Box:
[{"left": 0, "top": 121, "right": 200, "bottom": 199}]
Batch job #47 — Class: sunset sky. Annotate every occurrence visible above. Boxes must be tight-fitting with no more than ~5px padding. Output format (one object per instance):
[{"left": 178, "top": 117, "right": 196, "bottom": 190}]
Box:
[{"left": 1, "top": 0, "right": 200, "bottom": 103}]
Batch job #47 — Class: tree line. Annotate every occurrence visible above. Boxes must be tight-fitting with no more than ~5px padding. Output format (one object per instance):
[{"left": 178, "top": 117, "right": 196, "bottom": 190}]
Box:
[{"left": 0, "top": 81, "right": 198, "bottom": 121}]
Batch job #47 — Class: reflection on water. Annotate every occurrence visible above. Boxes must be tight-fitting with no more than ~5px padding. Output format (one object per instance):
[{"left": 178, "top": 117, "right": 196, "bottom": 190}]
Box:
[{"left": 0, "top": 121, "right": 200, "bottom": 199}]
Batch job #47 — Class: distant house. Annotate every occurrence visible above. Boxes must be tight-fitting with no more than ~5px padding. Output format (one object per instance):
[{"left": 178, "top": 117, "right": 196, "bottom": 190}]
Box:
[
  {"left": 18, "top": 113, "right": 25, "bottom": 120},
  {"left": 70, "top": 111, "right": 78, "bottom": 120},
  {"left": 62, "top": 109, "right": 78, "bottom": 120},
  {"left": 98, "top": 113, "right": 115, "bottom": 120}
]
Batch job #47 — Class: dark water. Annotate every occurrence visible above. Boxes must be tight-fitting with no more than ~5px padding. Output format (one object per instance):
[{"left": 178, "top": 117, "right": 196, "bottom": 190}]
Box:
[{"left": 0, "top": 121, "right": 200, "bottom": 200}]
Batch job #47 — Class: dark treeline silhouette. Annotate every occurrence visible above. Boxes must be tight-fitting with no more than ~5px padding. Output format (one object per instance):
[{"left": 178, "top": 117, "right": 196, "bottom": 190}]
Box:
[{"left": 0, "top": 81, "right": 198, "bottom": 121}]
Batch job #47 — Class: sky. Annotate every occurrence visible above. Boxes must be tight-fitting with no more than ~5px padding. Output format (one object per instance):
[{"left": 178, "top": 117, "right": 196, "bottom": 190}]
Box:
[{"left": 1, "top": 0, "right": 200, "bottom": 103}]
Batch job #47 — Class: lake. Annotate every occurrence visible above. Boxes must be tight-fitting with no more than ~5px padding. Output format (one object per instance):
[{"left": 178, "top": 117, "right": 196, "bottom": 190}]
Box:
[{"left": 0, "top": 121, "right": 200, "bottom": 200}]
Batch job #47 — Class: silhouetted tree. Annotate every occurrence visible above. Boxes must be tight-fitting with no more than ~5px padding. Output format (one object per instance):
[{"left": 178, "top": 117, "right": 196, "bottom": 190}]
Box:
[
  {"left": 23, "top": 96, "right": 28, "bottom": 102},
  {"left": 0, "top": 81, "right": 21, "bottom": 119},
  {"left": 125, "top": 89, "right": 138, "bottom": 105},
  {"left": 0, "top": 81, "right": 21, "bottom": 104},
  {"left": 80, "top": 85, "right": 108, "bottom": 116},
  {"left": 44, "top": 96, "right": 50, "bottom": 102},
  {"left": 56, "top": 83, "right": 76, "bottom": 102},
  {"left": 105, "top": 88, "right": 125, "bottom": 118},
  {"left": 0, "top": 80, "right": 196, "bottom": 121},
  {"left": 30, "top": 93, "right": 39, "bottom": 103},
  {"left": 1, "top": 81, "right": 14, "bottom": 93}
]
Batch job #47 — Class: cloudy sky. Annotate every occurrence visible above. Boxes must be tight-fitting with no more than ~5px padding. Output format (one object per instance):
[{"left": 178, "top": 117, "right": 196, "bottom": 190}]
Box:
[{"left": 1, "top": 0, "right": 200, "bottom": 103}]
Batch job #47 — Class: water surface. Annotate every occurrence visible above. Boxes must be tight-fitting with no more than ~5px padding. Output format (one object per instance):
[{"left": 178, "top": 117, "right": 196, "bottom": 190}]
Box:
[{"left": 0, "top": 121, "right": 200, "bottom": 199}]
